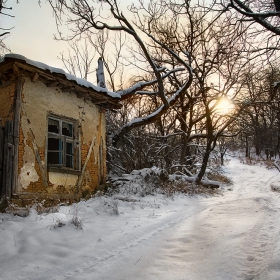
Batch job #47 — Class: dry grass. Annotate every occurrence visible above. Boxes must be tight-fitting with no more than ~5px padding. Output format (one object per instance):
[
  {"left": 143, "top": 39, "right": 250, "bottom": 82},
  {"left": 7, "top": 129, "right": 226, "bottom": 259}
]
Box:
[
  {"left": 207, "top": 172, "right": 232, "bottom": 184},
  {"left": 263, "top": 160, "right": 276, "bottom": 170},
  {"left": 161, "top": 180, "right": 221, "bottom": 197},
  {"left": 0, "top": 199, "right": 8, "bottom": 213},
  {"left": 239, "top": 157, "right": 258, "bottom": 165},
  {"left": 271, "top": 183, "right": 280, "bottom": 193},
  {"left": 5, "top": 201, "right": 60, "bottom": 217},
  {"left": 239, "top": 156, "right": 278, "bottom": 170}
]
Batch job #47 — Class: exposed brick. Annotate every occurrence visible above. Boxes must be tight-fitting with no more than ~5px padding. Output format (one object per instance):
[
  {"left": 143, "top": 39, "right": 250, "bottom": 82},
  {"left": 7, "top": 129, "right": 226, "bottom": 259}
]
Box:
[{"left": 0, "top": 82, "right": 15, "bottom": 121}]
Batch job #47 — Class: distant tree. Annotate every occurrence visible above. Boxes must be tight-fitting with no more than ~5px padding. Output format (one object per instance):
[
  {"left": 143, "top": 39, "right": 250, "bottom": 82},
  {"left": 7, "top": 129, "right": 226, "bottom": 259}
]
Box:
[{"left": 238, "top": 66, "right": 280, "bottom": 157}]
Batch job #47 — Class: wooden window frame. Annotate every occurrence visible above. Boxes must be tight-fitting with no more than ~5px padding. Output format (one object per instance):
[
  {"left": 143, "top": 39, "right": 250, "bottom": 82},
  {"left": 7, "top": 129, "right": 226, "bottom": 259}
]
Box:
[{"left": 47, "top": 114, "right": 80, "bottom": 173}]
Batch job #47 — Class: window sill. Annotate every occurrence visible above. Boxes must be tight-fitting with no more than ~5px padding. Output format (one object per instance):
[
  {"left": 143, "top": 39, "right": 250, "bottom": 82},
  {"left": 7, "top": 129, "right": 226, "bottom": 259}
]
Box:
[{"left": 47, "top": 167, "right": 81, "bottom": 175}]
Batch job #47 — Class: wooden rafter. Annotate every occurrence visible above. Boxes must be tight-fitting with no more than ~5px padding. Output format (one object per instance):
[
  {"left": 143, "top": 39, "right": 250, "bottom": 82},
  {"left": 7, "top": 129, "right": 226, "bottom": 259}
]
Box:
[
  {"left": 31, "top": 72, "right": 39, "bottom": 83},
  {"left": 46, "top": 80, "right": 60, "bottom": 87}
]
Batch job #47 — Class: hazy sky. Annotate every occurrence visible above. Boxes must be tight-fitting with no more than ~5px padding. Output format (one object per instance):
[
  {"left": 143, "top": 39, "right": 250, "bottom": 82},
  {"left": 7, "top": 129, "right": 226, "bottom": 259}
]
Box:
[
  {"left": 2, "top": 0, "right": 73, "bottom": 68},
  {"left": 2, "top": 0, "right": 135, "bottom": 84}
]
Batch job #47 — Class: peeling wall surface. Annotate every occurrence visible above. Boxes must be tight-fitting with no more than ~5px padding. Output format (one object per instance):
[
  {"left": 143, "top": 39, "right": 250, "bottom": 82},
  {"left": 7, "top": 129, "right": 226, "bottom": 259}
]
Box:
[
  {"left": 17, "top": 77, "right": 107, "bottom": 198},
  {"left": 48, "top": 172, "right": 78, "bottom": 193},
  {"left": 19, "top": 145, "right": 39, "bottom": 189}
]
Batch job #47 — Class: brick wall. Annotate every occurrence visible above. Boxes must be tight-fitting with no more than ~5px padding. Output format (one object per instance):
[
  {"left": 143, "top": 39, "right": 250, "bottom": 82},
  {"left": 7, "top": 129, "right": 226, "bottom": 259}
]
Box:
[{"left": 0, "top": 82, "right": 15, "bottom": 121}]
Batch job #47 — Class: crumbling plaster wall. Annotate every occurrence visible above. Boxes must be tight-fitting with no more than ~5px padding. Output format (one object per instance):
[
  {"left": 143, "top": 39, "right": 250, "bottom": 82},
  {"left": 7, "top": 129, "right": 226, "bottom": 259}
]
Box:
[{"left": 17, "top": 77, "right": 106, "bottom": 196}]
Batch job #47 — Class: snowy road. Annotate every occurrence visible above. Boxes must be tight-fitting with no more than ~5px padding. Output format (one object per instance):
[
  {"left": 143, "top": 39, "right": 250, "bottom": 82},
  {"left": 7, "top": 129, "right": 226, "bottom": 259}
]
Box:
[
  {"left": 1, "top": 158, "right": 280, "bottom": 280},
  {"left": 93, "top": 159, "right": 280, "bottom": 280}
]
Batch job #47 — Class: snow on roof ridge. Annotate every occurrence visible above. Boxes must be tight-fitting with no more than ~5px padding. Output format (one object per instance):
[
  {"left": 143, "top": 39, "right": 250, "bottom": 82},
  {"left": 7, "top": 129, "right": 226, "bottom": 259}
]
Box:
[{"left": 4, "top": 53, "right": 121, "bottom": 99}]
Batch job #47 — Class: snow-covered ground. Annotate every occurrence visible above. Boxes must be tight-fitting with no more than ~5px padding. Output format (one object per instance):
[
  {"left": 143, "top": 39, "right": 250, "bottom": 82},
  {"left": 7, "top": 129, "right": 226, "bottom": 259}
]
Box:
[{"left": 1, "top": 157, "right": 280, "bottom": 280}]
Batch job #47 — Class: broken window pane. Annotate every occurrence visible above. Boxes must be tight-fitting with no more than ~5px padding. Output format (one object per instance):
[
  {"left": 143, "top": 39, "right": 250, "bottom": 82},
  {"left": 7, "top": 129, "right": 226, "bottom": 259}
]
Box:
[
  {"left": 66, "top": 142, "right": 73, "bottom": 155},
  {"left": 62, "top": 122, "right": 73, "bottom": 137},
  {"left": 48, "top": 138, "right": 63, "bottom": 151},
  {"left": 66, "top": 155, "right": 73, "bottom": 168},
  {"left": 47, "top": 152, "right": 63, "bottom": 165},
  {"left": 48, "top": 119, "right": 59, "bottom": 134},
  {"left": 48, "top": 138, "right": 63, "bottom": 165},
  {"left": 66, "top": 142, "right": 73, "bottom": 168}
]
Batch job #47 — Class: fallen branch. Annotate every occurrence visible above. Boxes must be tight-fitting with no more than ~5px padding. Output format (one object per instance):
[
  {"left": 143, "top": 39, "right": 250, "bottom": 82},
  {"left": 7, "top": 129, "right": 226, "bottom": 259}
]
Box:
[{"left": 274, "top": 159, "right": 280, "bottom": 172}]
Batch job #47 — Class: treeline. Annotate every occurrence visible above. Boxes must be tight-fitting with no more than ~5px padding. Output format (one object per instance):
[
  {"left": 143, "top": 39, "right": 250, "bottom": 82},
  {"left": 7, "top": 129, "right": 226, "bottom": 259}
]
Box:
[{"left": 44, "top": 0, "right": 280, "bottom": 181}]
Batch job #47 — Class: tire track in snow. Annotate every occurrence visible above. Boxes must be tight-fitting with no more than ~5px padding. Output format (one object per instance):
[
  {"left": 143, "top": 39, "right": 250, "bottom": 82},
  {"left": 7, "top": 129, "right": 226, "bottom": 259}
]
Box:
[
  {"left": 237, "top": 197, "right": 280, "bottom": 280},
  {"left": 226, "top": 159, "right": 280, "bottom": 280},
  {"left": 34, "top": 202, "right": 208, "bottom": 280}
]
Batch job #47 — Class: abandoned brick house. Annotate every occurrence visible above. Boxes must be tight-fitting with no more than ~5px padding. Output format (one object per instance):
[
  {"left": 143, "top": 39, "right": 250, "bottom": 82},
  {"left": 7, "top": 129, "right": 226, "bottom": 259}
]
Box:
[{"left": 0, "top": 54, "right": 121, "bottom": 205}]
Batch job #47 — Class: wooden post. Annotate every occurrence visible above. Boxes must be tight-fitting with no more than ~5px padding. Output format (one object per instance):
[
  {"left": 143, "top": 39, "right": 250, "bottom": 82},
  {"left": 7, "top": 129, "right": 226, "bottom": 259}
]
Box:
[
  {"left": 0, "top": 119, "right": 3, "bottom": 197},
  {"left": 12, "top": 77, "right": 22, "bottom": 194},
  {"left": 76, "top": 136, "right": 96, "bottom": 192},
  {"left": 2, "top": 121, "right": 14, "bottom": 199}
]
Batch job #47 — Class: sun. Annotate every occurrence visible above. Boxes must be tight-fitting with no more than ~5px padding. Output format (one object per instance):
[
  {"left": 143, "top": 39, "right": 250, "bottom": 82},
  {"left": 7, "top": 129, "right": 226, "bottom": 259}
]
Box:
[{"left": 215, "top": 97, "right": 234, "bottom": 115}]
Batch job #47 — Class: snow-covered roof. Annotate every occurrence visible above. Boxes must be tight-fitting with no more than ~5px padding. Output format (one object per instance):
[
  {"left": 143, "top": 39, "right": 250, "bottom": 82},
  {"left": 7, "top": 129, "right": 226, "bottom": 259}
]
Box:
[{"left": 2, "top": 53, "right": 121, "bottom": 100}]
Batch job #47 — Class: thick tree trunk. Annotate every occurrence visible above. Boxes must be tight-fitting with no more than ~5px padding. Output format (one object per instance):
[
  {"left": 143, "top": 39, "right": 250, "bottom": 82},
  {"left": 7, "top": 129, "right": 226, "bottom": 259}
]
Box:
[
  {"left": 255, "top": 145, "right": 260, "bottom": 156},
  {"left": 245, "top": 135, "right": 250, "bottom": 158},
  {"left": 254, "top": 132, "right": 261, "bottom": 156},
  {"left": 220, "top": 153, "right": 224, "bottom": 166},
  {"left": 196, "top": 140, "right": 212, "bottom": 184},
  {"left": 277, "top": 130, "right": 280, "bottom": 158},
  {"left": 274, "top": 0, "right": 280, "bottom": 11}
]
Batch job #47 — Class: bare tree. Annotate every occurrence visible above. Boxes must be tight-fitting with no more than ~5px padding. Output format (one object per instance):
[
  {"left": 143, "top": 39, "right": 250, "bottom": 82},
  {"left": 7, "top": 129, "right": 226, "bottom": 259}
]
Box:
[
  {"left": 48, "top": 0, "right": 261, "bottom": 184},
  {"left": 0, "top": 0, "right": 14, "bottom": 54},
  {"left": 130, "top": 1, "right": 253, "bottom": 183},
  {"left": 220, "top": 0, "right": 280, "bottom": 35},
  {"left": 237, "top": 66, "right": 280, "bottom": 158},
  {"left": 48, "top": 0, "right": 193, "bottom": 142},
  {"left": 58, "top": 38, "right": 96, "bottom": 80}
]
